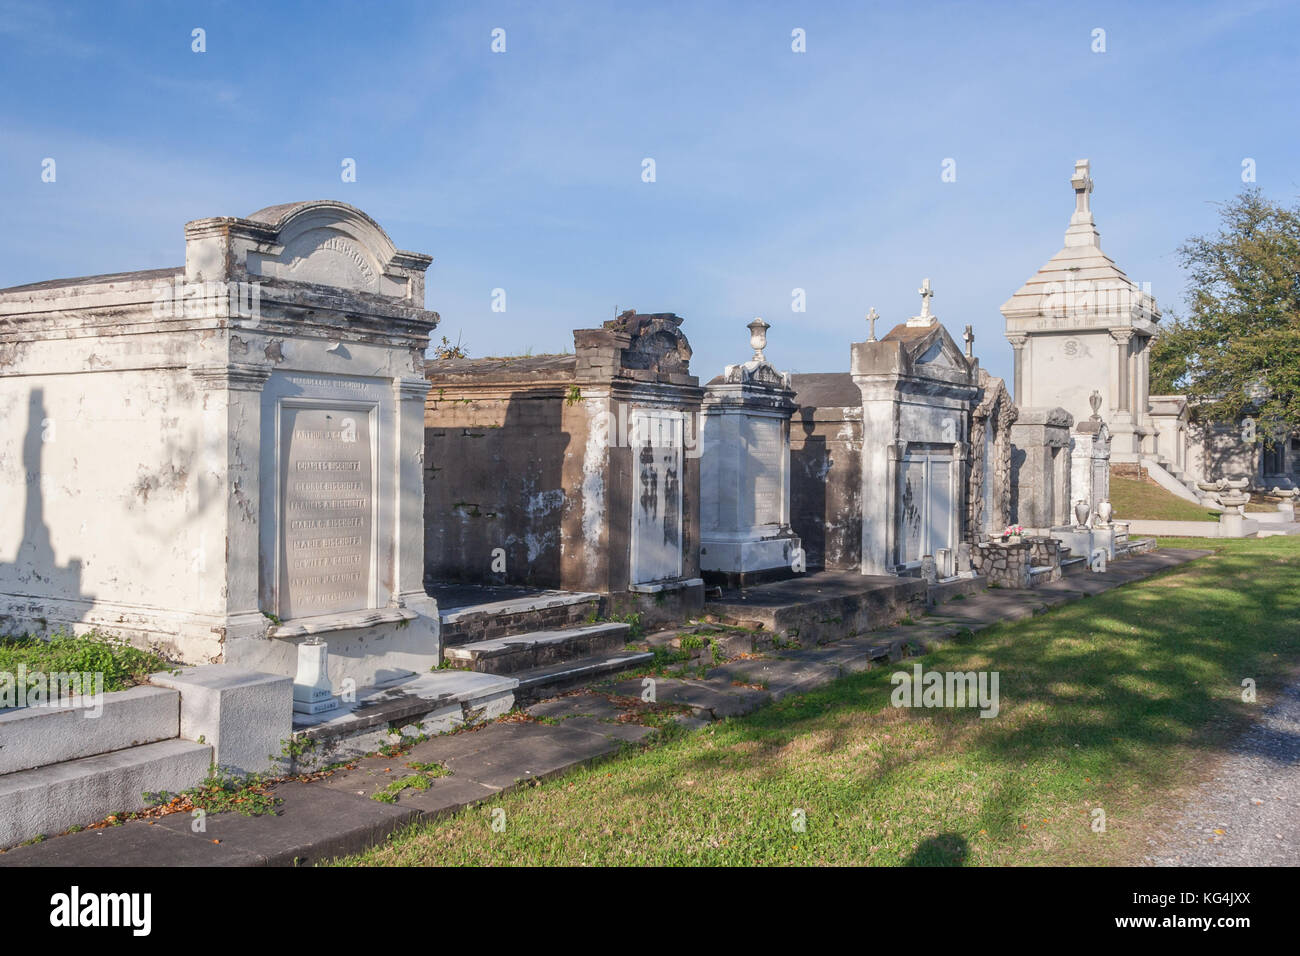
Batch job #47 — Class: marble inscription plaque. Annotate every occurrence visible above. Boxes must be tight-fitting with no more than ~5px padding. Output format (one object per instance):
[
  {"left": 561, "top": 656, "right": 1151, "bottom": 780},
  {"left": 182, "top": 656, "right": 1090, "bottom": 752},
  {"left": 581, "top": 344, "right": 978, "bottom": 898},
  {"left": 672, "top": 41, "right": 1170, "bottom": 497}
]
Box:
[
  {"left": 746, "top": 419, "right": 783, "bottom": 526},
  {"left": 279, "top": 406, "right": 373, "bottom": 618}
]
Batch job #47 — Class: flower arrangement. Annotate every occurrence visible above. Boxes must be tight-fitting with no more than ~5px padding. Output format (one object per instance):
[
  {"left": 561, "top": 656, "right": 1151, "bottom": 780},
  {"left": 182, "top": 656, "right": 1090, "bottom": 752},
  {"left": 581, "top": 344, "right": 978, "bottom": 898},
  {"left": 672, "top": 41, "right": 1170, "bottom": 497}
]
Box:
[{"left": 1000, "top": 524, "right": 1025, "bottom": 543}]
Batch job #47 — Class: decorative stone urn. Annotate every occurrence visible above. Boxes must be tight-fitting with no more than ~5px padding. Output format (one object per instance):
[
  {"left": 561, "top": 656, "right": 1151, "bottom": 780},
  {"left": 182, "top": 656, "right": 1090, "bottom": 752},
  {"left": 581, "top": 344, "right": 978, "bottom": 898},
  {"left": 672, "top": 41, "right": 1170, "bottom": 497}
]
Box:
[
  {"left": 1073, "top": 500, "right": 1091, "bottom": 529},
  {"left": 1096, "top": 500, "right": 1113, "bottom": 525},
  {"left": 1218, "top": 490, "right": 1251, "bottom": 514}
]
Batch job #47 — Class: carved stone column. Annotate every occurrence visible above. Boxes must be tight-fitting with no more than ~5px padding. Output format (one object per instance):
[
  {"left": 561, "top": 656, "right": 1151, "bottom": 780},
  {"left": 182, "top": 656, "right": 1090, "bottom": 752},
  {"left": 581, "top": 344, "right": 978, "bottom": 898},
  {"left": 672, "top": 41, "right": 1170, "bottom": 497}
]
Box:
[{"left": 1008, "top": 334, "right": 1028, "bottom": 405}]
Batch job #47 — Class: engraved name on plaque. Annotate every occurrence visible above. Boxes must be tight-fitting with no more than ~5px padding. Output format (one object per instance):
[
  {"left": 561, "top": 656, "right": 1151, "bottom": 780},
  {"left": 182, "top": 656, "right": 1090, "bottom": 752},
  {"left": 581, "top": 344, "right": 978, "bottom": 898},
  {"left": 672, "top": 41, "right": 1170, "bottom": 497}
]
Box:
[
  {"left": 746, "top": 419, "right": 783, "bottom": 526},
  {"left": 279, "top": 406, "right": 373, "bottom": 618}
]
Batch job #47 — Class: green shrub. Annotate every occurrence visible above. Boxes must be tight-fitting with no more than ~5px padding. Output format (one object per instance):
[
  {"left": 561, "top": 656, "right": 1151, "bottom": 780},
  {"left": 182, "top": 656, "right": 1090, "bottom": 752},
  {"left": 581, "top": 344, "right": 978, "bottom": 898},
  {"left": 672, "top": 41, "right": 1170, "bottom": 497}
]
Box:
[{"left": 0, "top": 631, "right": 170, "bottom": 694}]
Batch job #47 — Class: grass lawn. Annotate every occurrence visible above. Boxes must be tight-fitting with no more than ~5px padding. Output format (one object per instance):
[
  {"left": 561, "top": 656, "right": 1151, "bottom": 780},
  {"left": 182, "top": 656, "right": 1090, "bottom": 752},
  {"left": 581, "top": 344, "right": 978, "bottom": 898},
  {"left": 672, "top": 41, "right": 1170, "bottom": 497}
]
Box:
[
  {"left": 336, "top": 537, "right": 1300, "bottom": 866},
  {"left": 1109, "top": 475, "right": 1220, "bottom": 522}
]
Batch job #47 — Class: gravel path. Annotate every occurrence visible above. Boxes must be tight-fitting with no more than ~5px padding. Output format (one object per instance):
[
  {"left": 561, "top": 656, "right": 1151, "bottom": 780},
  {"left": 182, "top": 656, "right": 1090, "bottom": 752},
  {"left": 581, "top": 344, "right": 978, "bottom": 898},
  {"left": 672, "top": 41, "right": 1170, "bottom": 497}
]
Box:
[{"left": 1146, "top": 680, "right": 1300, "bottom": 865}]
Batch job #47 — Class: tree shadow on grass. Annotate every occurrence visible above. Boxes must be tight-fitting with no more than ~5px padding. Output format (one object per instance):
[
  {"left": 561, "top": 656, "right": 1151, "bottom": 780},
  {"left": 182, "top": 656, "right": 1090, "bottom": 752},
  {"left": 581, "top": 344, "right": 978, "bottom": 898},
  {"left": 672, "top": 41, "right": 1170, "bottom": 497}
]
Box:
[
  {"left": 613, "top": 541, "right": 1300, "bottom": 855},
  {"left": 905, "top": 832, "right": 969, "bottom": 866}
]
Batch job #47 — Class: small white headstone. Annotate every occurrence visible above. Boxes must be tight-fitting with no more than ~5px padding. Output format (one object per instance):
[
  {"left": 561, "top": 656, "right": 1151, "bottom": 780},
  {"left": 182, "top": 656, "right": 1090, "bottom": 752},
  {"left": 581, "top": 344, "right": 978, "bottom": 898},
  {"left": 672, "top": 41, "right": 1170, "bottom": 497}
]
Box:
[{"left": 292, "top": 639, "right": 339, "bottom": 715}]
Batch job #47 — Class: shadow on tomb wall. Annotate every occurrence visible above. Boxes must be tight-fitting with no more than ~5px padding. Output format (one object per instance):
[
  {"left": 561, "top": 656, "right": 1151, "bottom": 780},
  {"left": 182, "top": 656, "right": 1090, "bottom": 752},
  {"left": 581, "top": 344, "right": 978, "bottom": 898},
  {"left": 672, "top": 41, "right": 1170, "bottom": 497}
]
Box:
[
  {"left": 1009, "top": 446, "right": 1026, "bottom": 525},
  {"left": 790, "top": 415, "right": 828, "bottom": 570},
  {"left": 423, "top": 392, "right": 570, "bottom": 589},
  {"left": 0, "top": 389, "right": 94, "bottom": 637}
]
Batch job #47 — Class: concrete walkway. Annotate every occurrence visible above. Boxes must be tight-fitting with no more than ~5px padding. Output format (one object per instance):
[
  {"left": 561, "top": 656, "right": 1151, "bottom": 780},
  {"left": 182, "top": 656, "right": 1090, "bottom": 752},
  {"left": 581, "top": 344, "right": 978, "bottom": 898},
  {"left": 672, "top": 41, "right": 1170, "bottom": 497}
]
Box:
[
  {"left": 0, "top": 548, "right": 1208, "bottom": 867},
  {"left": 1145, "top": 678, "right": 1300, "bottom": 866}
]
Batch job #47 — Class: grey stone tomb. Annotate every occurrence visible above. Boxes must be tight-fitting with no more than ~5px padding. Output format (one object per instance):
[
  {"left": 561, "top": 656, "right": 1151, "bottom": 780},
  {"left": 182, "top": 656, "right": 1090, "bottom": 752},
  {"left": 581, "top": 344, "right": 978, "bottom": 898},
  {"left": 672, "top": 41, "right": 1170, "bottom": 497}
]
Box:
[
  {"left": 1011, "top": 406, "right": 1075, "bottom": 531},
  {"left": 1070, "top": 390, "right": 1112, "bottom": 524},
  {"left": 701, "top": 319, "right": 801, "bottom": 586},
  {"left": 851, "top": 280, "right": 983, "bottom": 575}
]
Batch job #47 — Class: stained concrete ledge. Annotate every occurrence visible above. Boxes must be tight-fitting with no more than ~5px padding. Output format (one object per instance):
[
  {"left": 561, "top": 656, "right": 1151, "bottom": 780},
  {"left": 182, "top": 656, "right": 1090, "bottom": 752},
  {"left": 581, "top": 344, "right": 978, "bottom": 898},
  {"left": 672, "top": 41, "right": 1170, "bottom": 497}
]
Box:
[{"left": 706, "top": 571, "right": 929, "bottom": 645}]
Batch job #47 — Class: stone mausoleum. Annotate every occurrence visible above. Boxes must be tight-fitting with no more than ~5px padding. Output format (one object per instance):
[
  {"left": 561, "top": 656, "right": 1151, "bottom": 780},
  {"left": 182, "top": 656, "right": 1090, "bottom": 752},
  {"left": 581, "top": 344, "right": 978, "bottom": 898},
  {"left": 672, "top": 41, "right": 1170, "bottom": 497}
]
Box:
[
  {"left": 1004, "top": 159, "right": 1298, "bottom": 495},
  {"left": 423, "top": 310, "right": 705, "bottom": 621},
  {"left": 1001, "top": 160, "right": 1159, "bottom": 465},
  {"left": 0, "top": 201, "right": 441, "bottom": 688},
  {"left": 853, "top": 283, "right": 985, "bottom": 575},
  {"left": 789, "top": 282, "right": 995, "bottom": 578},
  {"left": 700, "top": 319, "right": 801, "bottom": 587}
]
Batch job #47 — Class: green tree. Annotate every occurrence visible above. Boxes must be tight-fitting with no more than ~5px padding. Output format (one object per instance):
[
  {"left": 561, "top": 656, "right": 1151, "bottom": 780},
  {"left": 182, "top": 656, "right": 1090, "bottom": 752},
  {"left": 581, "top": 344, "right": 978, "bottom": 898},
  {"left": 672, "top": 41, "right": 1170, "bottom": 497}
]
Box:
[{"left": 1151, "top": 188, "right": 1300, "bottom": 444}]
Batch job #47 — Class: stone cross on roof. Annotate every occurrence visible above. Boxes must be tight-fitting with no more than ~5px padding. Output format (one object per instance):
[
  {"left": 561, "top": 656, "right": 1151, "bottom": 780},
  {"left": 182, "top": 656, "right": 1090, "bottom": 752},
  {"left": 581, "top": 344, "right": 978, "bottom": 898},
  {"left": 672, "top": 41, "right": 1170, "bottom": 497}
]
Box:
[
  {"left": 866, "top": 307, "right": 880, "bottom": 342},
  {"left": 907, "top": 278, "right": 937, "bottom": 327},
  {"left": 1064, "top": 158, "right": 1102, "bottom": 248},
  {"left": 1071, "top": 159, "right": 1094, "bottom": 219}
]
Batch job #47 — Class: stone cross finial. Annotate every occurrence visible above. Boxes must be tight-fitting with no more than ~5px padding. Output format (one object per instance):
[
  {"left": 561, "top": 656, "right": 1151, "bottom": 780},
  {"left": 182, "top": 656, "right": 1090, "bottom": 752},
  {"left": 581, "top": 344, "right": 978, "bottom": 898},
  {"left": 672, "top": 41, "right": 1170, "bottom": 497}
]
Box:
[
  {"left": 1071, "top": 159, "right": 1093, "bottom": 217},
  {"left": 918, "top": 278, "right": 934, "bottom": 318},
  {"left": 747, "top": 317, "right": 770, "bottom": 362},
  {"left": 963, "top": 324, "right": 974, "bottom": 358},
  {"left": 866, "top": 307, "right": 880, "bottom": 342}
]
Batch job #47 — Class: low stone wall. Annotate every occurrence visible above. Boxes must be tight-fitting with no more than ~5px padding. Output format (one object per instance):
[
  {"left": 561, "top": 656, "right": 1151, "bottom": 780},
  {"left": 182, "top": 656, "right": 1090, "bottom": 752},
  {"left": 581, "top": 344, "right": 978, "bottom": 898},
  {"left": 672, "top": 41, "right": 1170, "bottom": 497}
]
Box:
[
  {"left": 1028, "top": 536, "right": 1062, "bottom": 568},
  {"left": 971, "top": 540, "right": 1033, "bottom": 588},
  {"left": 439, "top": 594, "right": 603, "bottom": 647}
]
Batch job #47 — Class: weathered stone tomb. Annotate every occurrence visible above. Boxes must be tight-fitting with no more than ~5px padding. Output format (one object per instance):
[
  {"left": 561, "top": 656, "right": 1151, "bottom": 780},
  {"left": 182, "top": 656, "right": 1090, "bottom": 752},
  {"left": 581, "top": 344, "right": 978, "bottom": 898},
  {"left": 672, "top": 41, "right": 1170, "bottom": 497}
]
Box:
[
  {"left": 700, "top": 319, "right": 801, "bottom": 587},
  {"left": 789, "top": 283, "right": 989, "bottom": 577},
  {"left": 0, "top": 201, "right": 440, "bottom": 688},
  {"left": 1070, "top": 393, "right": 1112, "bottom": 523},
  {"left": 852, "top": 283, "right": 984, "bottom": 575},
  {"left": 423, "top": 310, "right": 705, "bottom": 620},
  {"left": 1010, "top": 406, "right": 1075, "bottom": 531}
]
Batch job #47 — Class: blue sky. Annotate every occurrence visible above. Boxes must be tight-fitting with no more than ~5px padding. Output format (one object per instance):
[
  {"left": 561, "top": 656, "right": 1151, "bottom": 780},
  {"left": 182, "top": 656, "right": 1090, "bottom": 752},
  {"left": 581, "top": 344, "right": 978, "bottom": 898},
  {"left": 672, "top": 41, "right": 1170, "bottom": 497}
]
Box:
[{"left": 2, "top": 0, "right": 1297, "bottom": 382}]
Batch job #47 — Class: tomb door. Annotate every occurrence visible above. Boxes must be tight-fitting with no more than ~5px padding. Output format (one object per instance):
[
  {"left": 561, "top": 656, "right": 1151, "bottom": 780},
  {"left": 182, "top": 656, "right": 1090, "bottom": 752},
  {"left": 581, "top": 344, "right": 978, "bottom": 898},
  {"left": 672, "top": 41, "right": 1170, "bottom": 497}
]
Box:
[
  {"left": 630, "top": 408, "right": 684, "bottom": 584},
  {"left": 896, "top": 451, "right": 955, "bottom": 567}
]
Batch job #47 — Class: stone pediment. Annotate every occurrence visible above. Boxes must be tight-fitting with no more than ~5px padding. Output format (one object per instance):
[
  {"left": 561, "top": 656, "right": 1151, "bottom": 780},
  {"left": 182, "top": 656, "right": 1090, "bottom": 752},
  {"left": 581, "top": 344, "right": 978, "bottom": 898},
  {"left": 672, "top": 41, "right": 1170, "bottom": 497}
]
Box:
[
  {"left": 722, "top": 359, "right": 790, "bottom": 388},
  {"left": 884, "top": 321, "right": 971, "bottom": 372},
  {"left": 239, "top": 201, "right": 432, "bottom": 299}
]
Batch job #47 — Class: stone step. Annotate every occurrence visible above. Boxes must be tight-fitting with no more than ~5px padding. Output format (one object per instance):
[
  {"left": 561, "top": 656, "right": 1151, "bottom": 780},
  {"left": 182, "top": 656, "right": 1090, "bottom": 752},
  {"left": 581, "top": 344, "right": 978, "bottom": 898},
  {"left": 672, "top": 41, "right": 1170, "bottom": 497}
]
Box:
[
  {"left": 443, "top": 622, "right": 633, "bottom": 675},
  {"left": 1061, "top": 555, "right": 1088, "bottom": 576},
  {"left": 0, "top": 685, "right": 180, "bottom": 776},
  {"left": 1027, "top": 565, "right": 1056, "bottom": 588},
  {"left": 437, "top": 590, "right": 604, "bottom": 647},
  {"left": 289, "top": 670, "right": 520, "bottom": 771},
  {"left": 0, "top": 738, "right": 211, "bottom": 849},
  {"left": 512, "top": 650, "right": 655, "bottom": 704},
  {"left": 1121, "top": 537, "right": 1157, "bottom": 556}
]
